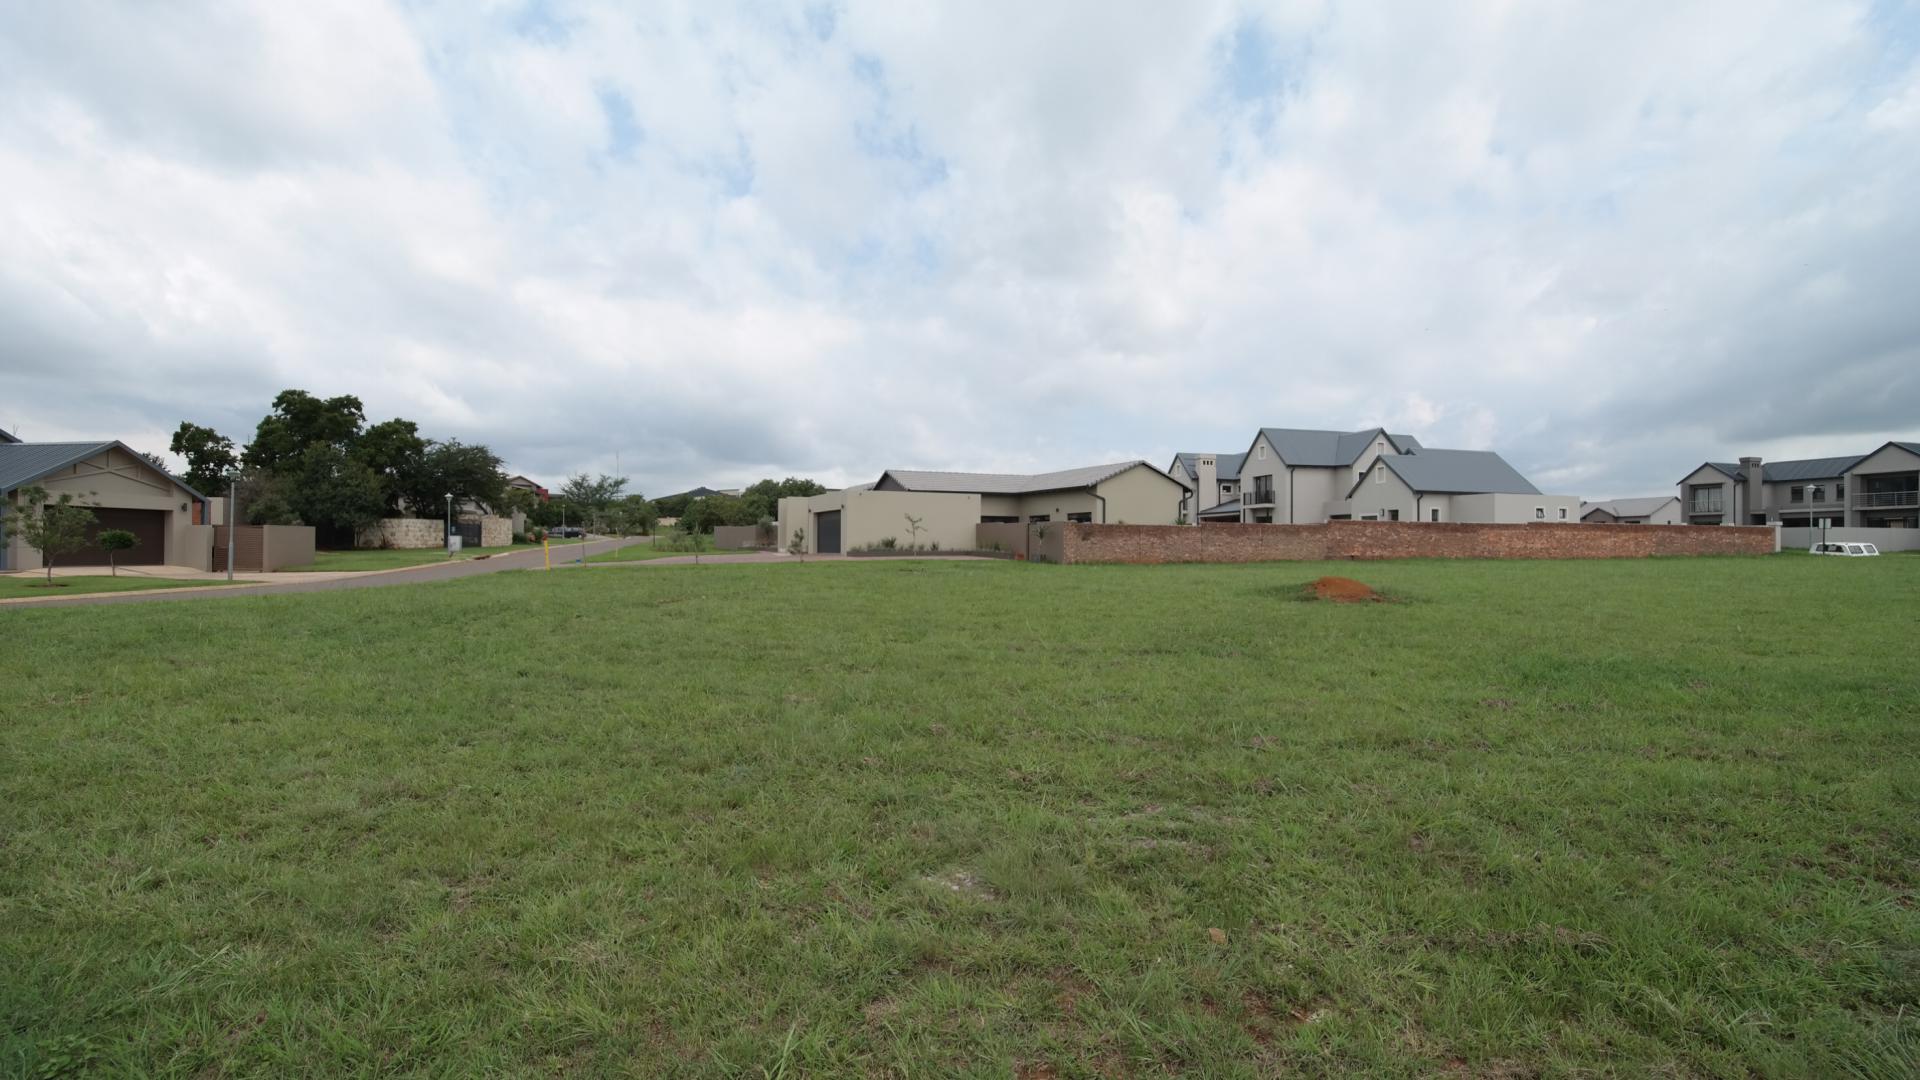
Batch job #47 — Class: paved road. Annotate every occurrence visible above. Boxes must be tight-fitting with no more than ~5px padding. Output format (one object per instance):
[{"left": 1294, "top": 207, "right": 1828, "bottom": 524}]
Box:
[{"left": 9, "top": 537, "right": 645, "bottom": 610}]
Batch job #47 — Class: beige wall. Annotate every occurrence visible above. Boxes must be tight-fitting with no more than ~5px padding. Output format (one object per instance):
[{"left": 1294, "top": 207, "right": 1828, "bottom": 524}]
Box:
[
  {"left": 980, "top": 494, "right": 1022, "bottom": 519},
  {"left": 1091, "top": 464, "right": 1186, "bottom": 525},
  {"left": 7, "top": 446, "right": 205, "bottom": 570},
  {"left": 1290, "top": 467, "right": 1340, "bottom": 523},
  {"left": 778, "top": 489, "right": 981, "bottom": 553},
  {"left": 261, "top": 525, "right": 317, "bottom": 571},
  {"left": 1452, "top": 492, "right": 1582, "bottom": 523}
]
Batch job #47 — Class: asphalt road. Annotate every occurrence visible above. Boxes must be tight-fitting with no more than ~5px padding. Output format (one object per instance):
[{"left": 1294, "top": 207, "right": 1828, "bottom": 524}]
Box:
[{"left": 9, "top": 537, "right": 642, "bottom": 610}]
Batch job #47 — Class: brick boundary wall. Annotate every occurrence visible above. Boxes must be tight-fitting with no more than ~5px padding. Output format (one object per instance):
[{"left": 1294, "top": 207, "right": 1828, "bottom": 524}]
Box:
[{"left": 1058, "top": 521, "right": 1776, "bottom": 564}]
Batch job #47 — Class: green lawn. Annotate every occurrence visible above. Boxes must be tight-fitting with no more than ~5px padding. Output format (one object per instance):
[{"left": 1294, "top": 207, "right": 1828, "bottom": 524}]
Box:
[
  {"left": 281, "top": 543, "right": 538, "bottom": 572},
  {"left": 0, "top": 575, "right": 235, "bottom": 600},
  {"left": 3, "top": 557, "right": 1915, "bottom": 1077},
  {"left": 586, "top": 541, "right": 758, "bottom": 563}
]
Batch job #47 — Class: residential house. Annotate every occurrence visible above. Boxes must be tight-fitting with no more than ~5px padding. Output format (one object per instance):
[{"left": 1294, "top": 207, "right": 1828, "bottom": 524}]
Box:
[
  {"left": 1676, "top": 442, "right": 1920, "bottom": 528},
  {"left": 1224, "top": 426, "right": 1575, "bottom": 524},
  {"left": 505, "top": 474, "right": 549, "bottom": 502},
  {"left": 776, "top": 461, "right": 1186, "bottom": 554},
  {"left": 2, "top": 440, "right": 213, "bottom": 571},
  {"left": 1580, "top": 496, "right": 1682, "bottom": 524},
  {"left": 1167, "top": 452, "right": 1246, "bottom": 523},
  {"left": 1348, "top": 449, "right": 1581, "bottom": 523}
]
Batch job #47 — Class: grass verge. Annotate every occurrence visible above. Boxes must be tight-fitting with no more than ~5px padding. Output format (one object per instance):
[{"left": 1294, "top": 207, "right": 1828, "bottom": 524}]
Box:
[
  {"left": 2, "top": 556, "right": 1915, "bottom": 1076},
  {"left": 0, "top": 575, "right": 239, "bottom": 600},
  {"left": 280, "top": 544, "right": 538, "bottom": 572}
]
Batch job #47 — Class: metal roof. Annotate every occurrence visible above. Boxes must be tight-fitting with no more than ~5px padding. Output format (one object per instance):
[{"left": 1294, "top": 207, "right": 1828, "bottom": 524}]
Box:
[
  {"left": 878, "top": 460, "right": 1163, "bottom": 495},
  {"left": 0, "top": 428, "right": 19, "bottom": 444},
  {"left": 1580, "top": 496, "right": 1678, "bottom": 518},
  {"left": 1197, "top": 499, "right": 1243, "bottom": 517},
  {"left": 0, "top": 441, "right": 118, "bottom": 494},
  {"left": 1760, "top": 456, "right": 1864, "bottom": 483},
  {"left": 1256, "top": 427, "right": 1413, "bottom": 467},
  {"left": 1372, "top": 449, "right": 1541, "bottom": 495},
  {"left": 1171, "top": 451, "right": 1247, "bottom": 481},
  {"left": 1896, "top": 441, "right": 1920, "bottom": 456}
]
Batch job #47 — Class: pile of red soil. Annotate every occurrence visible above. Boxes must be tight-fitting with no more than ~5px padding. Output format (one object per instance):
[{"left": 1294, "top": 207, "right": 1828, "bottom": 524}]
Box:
[{"left": 1309, "top": 576, "right": 1382, "bottom": 603}]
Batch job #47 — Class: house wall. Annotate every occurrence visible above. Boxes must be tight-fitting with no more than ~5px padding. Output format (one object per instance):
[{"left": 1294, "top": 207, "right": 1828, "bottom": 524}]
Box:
[
  {"left": 1090, "top": 465, "right": 1185, "bottom": 524},
  {"left": 1450, "top": 492, "right": 1582, "bottom": 523},
  {"left": 1843, "top": 443, "right": 1920, "bottom": 527},
  {"left": 979, "top": 494, "right": 1022, "bottom": 519},
  {"left": 260, "top": 525, "right": 317, "bottom": 571},
  {"left": 8, "top": 446, "right": 205, "bottom": 570},
  {"left": 1240, "top": 434, "right": 1278, "bottom": 521},
  {"left": 1292, "top": 467, "right": 1341, "bottom": 523},
  {"left": 778, "top": 490, "right": 981, "bottom": 553},
  {"left": 1349, "top": 465, "right": 1417, "bottom": 521},
  {"left": 1017, "top": 489, "right": 1097, "bottom": 522},
  {"left": 1761, "top": 478, "right": 1847, "bottom": 523},
  {"left": 1677, "top": 465, "right": 1741, "bottom": 524},
  {"left": 1056, "top": 520, "right": 1776, "bottom": 564}
]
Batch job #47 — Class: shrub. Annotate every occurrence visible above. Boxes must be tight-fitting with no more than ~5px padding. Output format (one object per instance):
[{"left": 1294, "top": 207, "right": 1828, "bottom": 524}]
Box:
[
  {"left": 97, "top": 529, "right": 139, "bottom": 576},
  {"left": 879, "top": 536, "right": 898, "bottom": 549}
]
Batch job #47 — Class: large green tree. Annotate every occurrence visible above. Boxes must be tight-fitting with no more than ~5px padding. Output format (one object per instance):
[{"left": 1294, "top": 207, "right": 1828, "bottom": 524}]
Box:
[
  {"left": 741, "top": 477, "right": 828, "bottom": 521},
  {"left": 394, "top": 440, "right": 507, "bottom": 519},
  {"left": 244, "top": 390, "right": 366, "bottom": 474},
  {"left": 355, "top": 418, "right": 428, "bottom": 512},
  {"left": 169, "top": 422, "right": 240, "bottom": 492},
  {"left": 560, "top": 474, "right": 628, "bottom": 530}
]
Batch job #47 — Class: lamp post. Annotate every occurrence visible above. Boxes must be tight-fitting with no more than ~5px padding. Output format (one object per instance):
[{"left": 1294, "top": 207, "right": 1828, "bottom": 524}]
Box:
[{"left": 445, "top": 493, "right": 453, "bottom": 557}]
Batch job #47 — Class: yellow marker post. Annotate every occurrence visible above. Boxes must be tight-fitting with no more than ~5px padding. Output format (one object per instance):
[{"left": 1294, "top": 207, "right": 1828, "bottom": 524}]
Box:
[{"left": 543, "top": 538, "right": 551, "bottom": 570}]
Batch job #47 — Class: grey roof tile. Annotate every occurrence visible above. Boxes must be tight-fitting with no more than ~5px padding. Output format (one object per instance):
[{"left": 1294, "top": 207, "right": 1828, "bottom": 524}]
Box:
[
  {"left": 1580, "top": 496, "right": 1678, "bottom": 518},
  {"left": 879, "top": 461, "right": 1162, "bottom": 495},
  {"left": 0, "top": 441, "right": 118, "bottom": 494},
  {"left": 1376, "top": 449, "right": 1541, "bottom": 495}
]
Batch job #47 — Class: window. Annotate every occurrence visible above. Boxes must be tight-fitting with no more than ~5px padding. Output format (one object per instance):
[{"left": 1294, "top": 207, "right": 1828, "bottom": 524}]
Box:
[
  {"left": 1221, "top": 483, "right": 1233, "bottom": 499},
  {"left": 1837, "top": 482, "right": 1845, "bottom": 500},
  {"left": 1066, "top": 512, "right": 1092, "bottom": 523},
  {"left": 1388, "top": 509, "right": 1400, "bottom": 521},
  {"left": 1256, "top": 444, "right": 1266, "bottom": 460},
  {"left": 1027, "top": 515, "right": 1050, "bottom": 523},
  {"left": 1535, "top": 507, "right": 1546, "bottom": 519},
  {"left": 1360, "top": 515, "right": 1378, "bottom": 521},
  {"left": 1558, "top": 508, "right": 1568, "bottom": 520},
  {"left": 980, "top": 515, "right": 1019, "bottom": 524},
  {"left": 1790, "top": 485, "right": 1804, "bottom": 503},
  {"left": 1430, "top": 508, "right": 1440, "bottom": 522},
  {"left": 1373, "top": 466, "right": 1385, "bottom": 484},
  {"left": 1810, "top": 484, "right": 1825, "bottom": 502}
]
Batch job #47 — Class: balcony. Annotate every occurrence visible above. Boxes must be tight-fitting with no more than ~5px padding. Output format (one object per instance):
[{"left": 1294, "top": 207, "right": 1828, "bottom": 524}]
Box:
[
  {"left": 1245, "top": 488, "right": 1277, "bottom": 506},
  {"left": 1687, "top": 498, "right": 1724, "bottom": 516},
  {"left": 1854, "top": 489, "right": 1919, "bottom": 509}
]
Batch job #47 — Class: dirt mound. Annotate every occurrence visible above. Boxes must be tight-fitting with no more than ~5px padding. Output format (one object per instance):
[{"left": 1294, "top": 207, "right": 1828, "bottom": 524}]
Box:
[{"left": 1309, "top": 576, "right": 1382, "bottom": 603}]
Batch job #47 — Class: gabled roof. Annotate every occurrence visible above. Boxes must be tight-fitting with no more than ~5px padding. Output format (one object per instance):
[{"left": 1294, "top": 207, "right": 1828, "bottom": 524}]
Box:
[
  {"left": 1760, "top": 456, "right": 1864, "bottom": 483},
  {"left": 1580, "top": 496, "right": 1678, "bottom": 518},
  {"left": 1253, "top": 427, "right": 1415, "bottom": 468},
  {"left": 0, "top": 440, "right": 205, "bottom": 500},
  {"left": 1355, "top": 448, "right": 1542, "bottom": 496},
  {"left": 877, "top": 460, "right": 1166, "bottom": 495},
  {"left": 0, "top": 428, "right": 19, "bottom": 444},
  {"left": 1171, "top": 451, "right": 1247, "bottom": 482}
]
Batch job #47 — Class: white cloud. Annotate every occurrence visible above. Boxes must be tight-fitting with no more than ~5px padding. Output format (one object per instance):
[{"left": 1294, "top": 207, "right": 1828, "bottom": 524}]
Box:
[{"left": 0, "top": 0, "right": 1916, "bottom": 501}]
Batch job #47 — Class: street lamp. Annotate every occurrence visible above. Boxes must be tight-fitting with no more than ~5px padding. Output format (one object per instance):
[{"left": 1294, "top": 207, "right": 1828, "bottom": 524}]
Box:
[{"left": 445, "top": 493, "right": 453, "bottom": 557}]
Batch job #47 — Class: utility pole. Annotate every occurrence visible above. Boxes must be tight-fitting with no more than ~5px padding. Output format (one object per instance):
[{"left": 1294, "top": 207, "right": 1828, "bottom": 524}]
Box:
[{"left": 226, "top": 481, "right": 236, "bottom": 581}]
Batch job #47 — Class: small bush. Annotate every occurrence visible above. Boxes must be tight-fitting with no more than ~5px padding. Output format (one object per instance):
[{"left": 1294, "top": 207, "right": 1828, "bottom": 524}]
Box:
[{"left": 879, "top": 536, "right": 898, "bottom": 549}]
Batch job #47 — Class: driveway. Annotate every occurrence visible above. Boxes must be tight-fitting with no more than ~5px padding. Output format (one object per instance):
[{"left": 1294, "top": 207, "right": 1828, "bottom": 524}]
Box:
[{"left": 5, "top": 537, "right": 646, "bottom": 609}]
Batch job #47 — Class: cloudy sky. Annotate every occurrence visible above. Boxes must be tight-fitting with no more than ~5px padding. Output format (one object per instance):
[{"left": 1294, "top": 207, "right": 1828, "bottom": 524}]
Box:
[{"left": 3, "top": 1, "right": 1918, "bottom": 498}]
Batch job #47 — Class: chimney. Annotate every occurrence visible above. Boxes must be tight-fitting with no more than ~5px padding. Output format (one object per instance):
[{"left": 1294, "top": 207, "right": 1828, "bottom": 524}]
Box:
[
  {"left": 1196, "top": 457, "right": 1218, "bottom": 514},
  {"left": 1739, "top": 456, "right": 1763, "bottom": 524}
]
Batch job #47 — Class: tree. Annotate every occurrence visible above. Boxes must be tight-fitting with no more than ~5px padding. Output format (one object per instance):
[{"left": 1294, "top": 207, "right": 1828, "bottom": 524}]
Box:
[
  {"left": 97, "top": 529, "right": 138, "bottom": 576},
  {"left": 283, "top": 443, "right": 386, "bottom": 542},
  {"left": 355, "top": 418, "right": 428, "bottom": 512},
  {"left": 903, "top": 513, "right": 926, "bottom": 549},
  {"left": 787, "top": 526, "right": 807, "bottom": 561},
  {"left": 679, "top": 493, "right": 755, "bottom": 533},
  {"left": 137, "top": 450, "right": 172, "bottom": 475},
  {"left": 560, "top": 473, "right": 628, "bottom": 531},
  {"left": 244, "top": 390, "right": 366, "bottom": 474},
  {"left": 4, "top": 486, "right": 96, "bottom": 584},
  {"left": 393, "top": 440, "right": 506, "bottom": 520},
  {"left": 741, "top": 477, "right": 828, "bottom": 521},
  {"left": 169, "top": 422, "right": 239, "bottom": 492},
  {"left": 608, "top": 494, "right": 658, "bottom": 536}
]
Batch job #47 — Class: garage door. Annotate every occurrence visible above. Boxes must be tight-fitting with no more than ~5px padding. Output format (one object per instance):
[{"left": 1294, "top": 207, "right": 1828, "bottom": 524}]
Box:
[
  {"left": 68, "top": 508, "right": 167, "bottom": 566},
  {"left": 815, "top": 510, "right": 841, "bottom": 554}
]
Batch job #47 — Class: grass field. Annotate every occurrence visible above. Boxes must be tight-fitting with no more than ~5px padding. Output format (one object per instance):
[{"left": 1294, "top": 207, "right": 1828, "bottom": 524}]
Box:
[
  {"left": 3, "top": 557, "right": 1916, "bottom": 1077},
  {"left": 0, "top": 575, "right": 236, "bottom": 601},
  {"left": 281, "top": 544, "right": 538, "bottom": 572}
]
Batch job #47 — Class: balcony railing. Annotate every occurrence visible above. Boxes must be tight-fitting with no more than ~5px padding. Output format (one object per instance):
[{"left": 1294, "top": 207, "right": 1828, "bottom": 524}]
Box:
[
  {"left": 1688, "top": 499, "right": 1724, "bottom": 516},
  {"left": 1854, "top": 490, "right": 1919, "bottom": 509},
  {"left": 1245, "top": 488, "right": 1277, "bottom": 506}
]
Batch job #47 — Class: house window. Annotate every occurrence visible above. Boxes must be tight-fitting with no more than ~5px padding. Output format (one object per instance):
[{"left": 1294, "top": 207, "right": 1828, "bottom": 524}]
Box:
[
  {"left": 1256, "top": 445, "right": 1266, "bottom": 460},
  {"left": 1220, "top": 484, "right": 1232, "bottom": 500},
  {"left": 1430, "top": 508, "right": 1440, "bottom": 522},
  {"left": 1066, "top": 512, "right": 1092, "bottom": 523},
  {"left": 1535, "top": 507, "right": 1545, "bottom": 519},
  {"left": 1558, "top": 508, "right": 1568, "bottom": 520},
  {"left": 1809, "top": 484, "right": 1825, "bottom": 502},
  {"left": 1388, "top": 509, "right": 1400, "bottom": 521},
  {"left": 1027, "top": 515, "right": 1050, "bottom": 523},
  {"left": 1790, "top": 485, "right": 1804, "bottom": 503},
  {"left": 1837, "top": 482, "right": 1845, "bottom": 500},
  {"left": 1373, "top": 467, "right": 1385, "bottom": 484}
]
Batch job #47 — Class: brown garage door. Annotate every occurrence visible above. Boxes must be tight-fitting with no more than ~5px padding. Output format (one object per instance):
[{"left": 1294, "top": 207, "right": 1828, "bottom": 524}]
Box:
[{"left": 68, "top": 508, "right": 167, "bottom": 566}]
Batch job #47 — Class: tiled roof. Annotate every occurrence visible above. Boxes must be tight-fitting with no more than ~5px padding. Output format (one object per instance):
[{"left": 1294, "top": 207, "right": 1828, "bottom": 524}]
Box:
[
  {"left": 0, "top": 441, "right": 117, "bottom": 493},
  {"left": 1581, "top": 496, "right": 1678, "bottom": 518},
  {"left": 1374, "top": 449, "right": 1541, "bottom": 495}
]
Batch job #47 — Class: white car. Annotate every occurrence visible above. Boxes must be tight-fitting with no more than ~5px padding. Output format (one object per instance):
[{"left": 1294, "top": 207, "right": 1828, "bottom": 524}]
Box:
[{"left": 1809, "top": 541, "right": 1880, "bottom": 557}]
